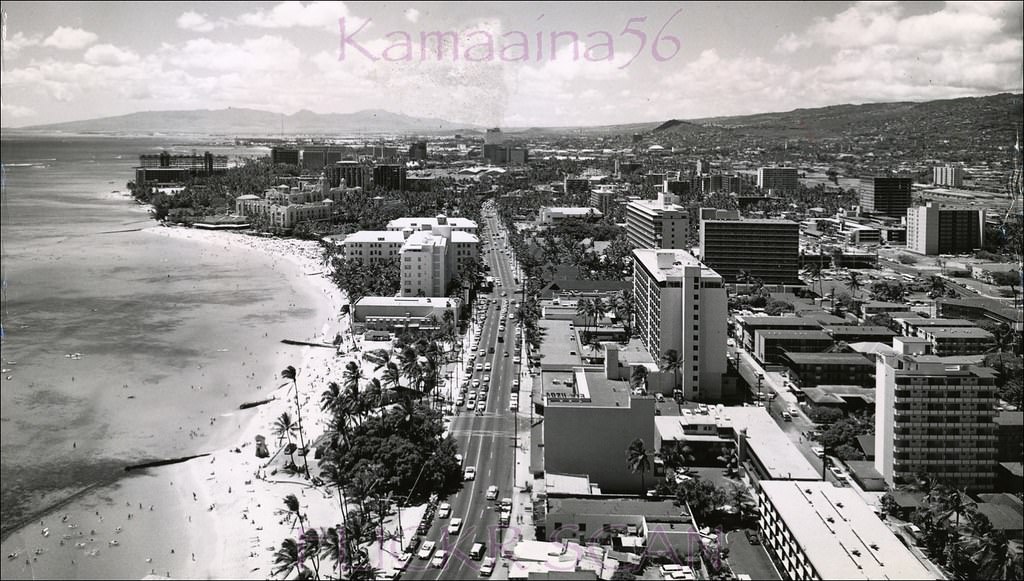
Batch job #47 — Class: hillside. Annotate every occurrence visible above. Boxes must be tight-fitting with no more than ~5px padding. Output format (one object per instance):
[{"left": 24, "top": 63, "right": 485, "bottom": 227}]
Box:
[{"left": 20, "top": 107, "right": 482, "bottom": 136}]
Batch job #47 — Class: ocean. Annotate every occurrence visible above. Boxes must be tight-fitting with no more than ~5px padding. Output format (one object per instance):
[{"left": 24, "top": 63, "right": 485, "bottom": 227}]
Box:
[{"left": 0, "top": 135, "right": 319, "bottom": 541}]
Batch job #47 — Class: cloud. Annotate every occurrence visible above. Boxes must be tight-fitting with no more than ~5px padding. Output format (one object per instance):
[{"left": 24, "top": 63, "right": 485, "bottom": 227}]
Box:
[
  {"left": 83, "top": 44, "right": 141, "bottom": 66},
  {"left": 1, "top": 102, "right": 36, "bottom": 119},
  {"left": 161, "top": 36, "right": 304, "bottom": 73},
  {"left": 2, "top": 32, "right": 41, "bottom": 59},
  {"left": 236, "top": 1, "right": 355, "bottom": 32},
  {"left": 177, "top": 11, "right": 219, "bottom": 32},
  {"left": 42, "top": 26, "right": 98, "bottom": 50},
  {"left": 405, "top": 8, "right": 421, "bottom": 23}
]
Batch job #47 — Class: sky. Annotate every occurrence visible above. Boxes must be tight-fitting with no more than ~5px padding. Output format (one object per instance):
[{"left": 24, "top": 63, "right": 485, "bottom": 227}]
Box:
[{"left": 1, "top": 1, "right": 1022, "bottom": 128}]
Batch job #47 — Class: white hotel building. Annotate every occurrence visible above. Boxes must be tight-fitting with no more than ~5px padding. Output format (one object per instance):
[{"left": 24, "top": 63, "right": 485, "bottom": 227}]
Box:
[
  {"left": 758, "top": 480, "right": 933, "bottom": 580},
  {"left": 632, "top": 249, "right": 727, "bottom": 401},
  {"left": 335, "top": 215, "right": 480, "bottom": 298}
]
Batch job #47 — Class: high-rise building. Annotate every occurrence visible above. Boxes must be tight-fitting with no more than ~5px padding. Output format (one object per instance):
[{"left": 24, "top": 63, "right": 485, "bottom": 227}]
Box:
[
  {"left": 757, "top": 167, "right": 798, "bottom": 193},
  {"left": 906, "top": 202, "right": 985, "bottom": 255},
  {"left": 875, "top": 338, "right": 998, "bottom": 491},
  {"left": 373, "top": 164, "right": 407, "bottom": 191},
  {"left": 301, "top": 147, "right": 342, "bottom": 171},
  {"left": 699, "top": 211, "right": 799, "bottom": 284},
  {"left": 563, "top": 176, "right": 590, "bottom": 197},
  {"left": 695, "top": 159, "right": 712, "bottom": 175},
  {"left": 484, "top": 128, "right": 505, "bottom": 146},
  {"left": 271, "top": 147, "right": 300, "bottom": 166},
  {"left": 632, "top": 249, "right": 727, "bottom": 401},
  {"left": 326, "top": 161, "right": 368, "bottom": 188},
  {"left": 625, "top": 193, "right": 690, "bottom": 250},
  {"left": 408, "top": 141, "right": 428, "bottom": 161},
  {"left": 933, "top": 165, "right": 964, "bottom": 187},
  {"left": 699, "top": 174, "right": 724, "bottom": 195},
  {"left": 859, "top": 176, "right": 912, "bottom": 217}
]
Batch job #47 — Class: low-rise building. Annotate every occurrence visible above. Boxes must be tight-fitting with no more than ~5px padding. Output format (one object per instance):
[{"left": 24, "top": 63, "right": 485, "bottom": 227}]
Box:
[
  {"left": 753, "top": 329, "right": 834, "bottom": 365},
  {"left": 350, "top": 296, "right": 459, "bottom": 332},
  {"left": 780, "top": 352, "right": 876, "bottom": 388},
  {"left": 758, "top": 480, "right": 933, "bottom": 580},
  {"left": 735, "top": 316, "right": 823, "bottom": 351},
  {"left": 539, "top": 207, "right": 603, "bottom": 225},
  {"left": 822, "top": 325, "right": 897, "bottom": 344},
  {"left": 917, "top": 326, "right": 995, "bottom": 355}
]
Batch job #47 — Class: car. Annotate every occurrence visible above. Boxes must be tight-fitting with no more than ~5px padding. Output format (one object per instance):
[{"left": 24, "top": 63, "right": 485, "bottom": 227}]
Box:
[
  {"left": 481, "top": 383, "right": 490, "bottom": 393},
  {"left": 655, "top": 393, "right": 665, "bottom": 402},
  {"left": 512, "top": 378, "right": 520, "bottom": 390},
  {"left": 478, "top": 350, "right": 486, "bottom": 357},
  {"left": 486, "top": 485, "right": 499, "bottom": 500},
  {"left": 438, "top": 502, "right": 451, "bottom": 518},
  {"left": 467, "top": 398, "right": 476, "bottom": 408},
  {"left": 472, "top": 378, "right": 480, "bottom": 388},
  {"left": 782, "top": 411, "right": 793, "bottom": 422},
  {"left": 407, "top": 536, "right": 422, "bottom": 553},
  {"left": 504, "top": 351, "right": 509, "bottom": 357},
  {"left": 484, "top": 362, "right": 492, "bottom": 371},
  {"left": 469, "top": 542, "right": 487, "bottom": 561},
  {"left": 744, "top": 529, "right": 760, "bottom": 545},
  {"left": 682, "top": 409, "right": 693, "bottom": 417},
  {"left": 456, "top": 396, "right": 465, "bottom": 407},
  {"left": 483, "top": 374, "right": 490, "bottom": 384},
  {"left": 726, "top": 338, "right": 736, "bottom": 347},
  {"left": 509, "top": 401, "right": 519, "bottom": 411},
  {"left": 500, "top": 497, "right": 512, "bottom": 511},
  {"left": 464, "top": 466, "right": 476, "bottom": 481},
  {"left": 418, "top": 540, "right": 436, "bottom": 559},
  {"left": 455, "top": 453, "right": 463, "bottom": 465},
  {"left": 830, "top": 466, "right": 845, "bottom": 479},
  {"left": 476, "top": 400, "right": 486, "bottom": 412},
  {"left": 508, "top": 314, "right": 515, "bottom": 320},
  {"left": 488, "top": 346, "right": 495, "bottom": 354},
  {"left": 811, "top": 446, "right": 825, "bottom": 458},
  {"left": 499, "top": 509, "right": 511, "bottom": 527},
  {"left": 431, "top": 550, "right": 448, "bottom": 568},
  {"left": 475, "top": 363, "right": 484, "bottom": 372},
  {"left": 480, "top": 556, "right": 496, "bottom": 576},
  {"left": 514, "top": 356, "right": 521, "bottom": 364},
  {"left": 448, "top": 518, "right": 463, "bottom": 535},
  {"left": 788, "top": 406, "right": 799, "bottom": 416}
]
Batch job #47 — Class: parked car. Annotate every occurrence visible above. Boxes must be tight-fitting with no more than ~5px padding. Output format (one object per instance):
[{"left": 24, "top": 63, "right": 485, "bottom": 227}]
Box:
[
  {"left": 438, "top": 502, "right": 451, "bottom": 518},
  {"left": 486, "top": 485, "right": 499, "bottom": 500},
  {"left": 480, "top": 556, "right": 496, "bottom": 576},
  {"left": 744, "top": 529, "right": 760, "bottom": 545},
  {"left": 431, "top": 550, "right": 448, "bottom": 568}
]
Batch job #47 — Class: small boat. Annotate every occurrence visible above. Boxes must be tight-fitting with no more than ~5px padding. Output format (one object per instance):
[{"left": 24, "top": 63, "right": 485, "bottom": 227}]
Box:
[
  {"left": 108, "top": 540, "right": 119, "bottom": 547},
  {"left": 7, "top": 552, "right": 18, "bottom": 561},
  {"left": 42, "top": 528, "right": 49, "bottom": 537}
]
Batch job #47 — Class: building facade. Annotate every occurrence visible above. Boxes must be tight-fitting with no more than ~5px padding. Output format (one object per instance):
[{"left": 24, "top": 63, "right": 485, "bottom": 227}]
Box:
[
  {"left": 699, "top": 214, "right": 800, "bottom": 284},
  {"left": 625, "top": 194, "right": 690, "bottom": 250},
  {"left": 906, "top": 202, "right": 985, "bottom": 255},
  {"left": 758, "top": 480, "right": 933, "bottom": 581},
  {"left": 933, "top": 165, "right": 964, "bottom": 187},
  {"left": 859, "top": 177, "right": 912, "bottom": 217},
  {"left": 875, "top": 344, "right": 998, "bottom": 491},
  {"left": 757, "top": 167, "right": 798, "bottom": 193},
  {"left": 632, "top": 249, "right": 727, "bottom": 401}
]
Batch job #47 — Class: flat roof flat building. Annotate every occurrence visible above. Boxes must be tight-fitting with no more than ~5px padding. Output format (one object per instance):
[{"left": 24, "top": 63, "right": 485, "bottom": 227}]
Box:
[
  {"left": 625, "top": 193, "right": 690, "bottom": 250},
  {"left": 758, "top": 480, "right": 933, "bottom": 580},
  {"left": 875, "top": 343, "right": 998, "bottom": 491},
  {"left": 859, "top": 176, "right": 912, "bottom": 217},
  {"left": 757, "top": 167, "right": 798, "bottom": 193},
  {"left": 699, "top": 212, "right": 800, "bottom": 284},
  {"left": 933, "top": 165, "right": 964, "bottom": 187},
  {"left": 632, "top": 249, "right": 727, "bottom": 401},
  {"left": 907, "top": 202, "right": 984, "bottom": 255}
]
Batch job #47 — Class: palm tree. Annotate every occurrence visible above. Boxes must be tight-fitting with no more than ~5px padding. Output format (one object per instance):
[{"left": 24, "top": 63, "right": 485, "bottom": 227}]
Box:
[
  {"left": 273, "top": 537, "right": 309, "bottom": 579},
  {"left": 660, "top": 349, "right": 684, "bottom": 399},
  {"left": 935, "top": 488, "right": 976, "bottom": 529},
  {"left": 803, "top": 262, "right": 824, "bottom": 305},
  {"left": 273, "top": 411, "right": 298, "bottom": 468},
  {"left": 301, "top": 527, "right": 323, "bottom": 580},
  {"left": 966, "top": 529, "right": 1023, "bottom": 581},
  {"left": 342, "top": 361, "right": 363, "bottom": 398},
  {"left": 737, "top": 269, "right": 753, "bottom": 291},
  {"left": 627, "top": 438, "right": 652, "bottom": 496},
  {"left": 846, "top": 271, "right": 863, "bottom": 300},
  {"left": 576, "top": 298, "right": 594, "bottom": 339},
  {"left": 629, "top": 365, "right": 648, "bottom": 391},
  {"left": 281, "top": 365, "right": 311, "bottom": 478}
]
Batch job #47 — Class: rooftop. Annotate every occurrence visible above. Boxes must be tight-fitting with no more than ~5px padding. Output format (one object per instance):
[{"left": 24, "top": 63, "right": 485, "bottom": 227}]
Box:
[
  {"left": 386, "top": 216, "right": 477, "bottom": 229},
  {"left": 633, "top": 248, "right": 722, "bottom": 282},
  {"left": 759, "top": 480, "right": 932, "bottom": 580},
  {"left": 893, "top": 317, "right": 975, "bottom": 327},
  {"left": 824, "top": 325, "right": 896, "bottom": 336},
  {"left": 802, "top": 385, "right": 877, "bottom": 405},
  {"left": 782, "top": 352, "right": 874, "bottom": 365},
  {"left": 922, "top": 326, "right": 993, "bottom": 339},
  {"left": 342, "top": 230, "right": 406, "bottom": 243},
  {"left": 755, "top": 329, "right": 834, "bottom": 340},
  {"left": 996, "top": 411, "right": 1024, "bottom": 427},
  {"left": 353, "top": 296, "right": 458, "bottom": 308},
  {"left": 546, "top": 496, "right": 687, "bottom": 521},
  {"left": 546, "top": 369, "right": 634, "bottom": 408},
  {"left": 737, "top": 316, "right": 823, "bottom": 328},
  {"left": 656, "top": 407, "right": 819, "bottom": 480}
]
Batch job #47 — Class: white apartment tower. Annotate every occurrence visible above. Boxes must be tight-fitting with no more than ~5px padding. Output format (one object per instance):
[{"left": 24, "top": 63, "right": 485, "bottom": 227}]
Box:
[
  {"left": 625, "top": 192, "right": 690, "bottom": 249},
  {"left": 632, "top": 249, "right": 727, "bottom": 401}
]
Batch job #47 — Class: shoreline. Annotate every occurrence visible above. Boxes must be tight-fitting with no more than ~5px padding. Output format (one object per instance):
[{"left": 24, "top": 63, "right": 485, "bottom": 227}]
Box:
[{"left": 0, "top": 226, "right": 348, "bottom": 580}]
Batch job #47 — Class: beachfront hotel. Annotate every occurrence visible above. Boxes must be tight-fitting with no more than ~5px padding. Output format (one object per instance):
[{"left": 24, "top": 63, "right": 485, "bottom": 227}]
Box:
[
  {"left": 625, "top": 192, "right": 690, "bottom": 250},
  {"left": 335, "top": 215, "right": 480, "bottom": 297}
]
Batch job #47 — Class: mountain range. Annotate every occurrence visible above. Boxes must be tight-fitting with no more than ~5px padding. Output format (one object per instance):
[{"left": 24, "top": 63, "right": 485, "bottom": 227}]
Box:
[{"left": 12, "top": 93, "right": 1022, "bottom": 140}]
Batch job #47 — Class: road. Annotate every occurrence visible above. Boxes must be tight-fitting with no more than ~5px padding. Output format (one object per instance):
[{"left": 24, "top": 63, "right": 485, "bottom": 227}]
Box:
[{"left": 403, "top": 208, "right": 523, "bottom": 580}]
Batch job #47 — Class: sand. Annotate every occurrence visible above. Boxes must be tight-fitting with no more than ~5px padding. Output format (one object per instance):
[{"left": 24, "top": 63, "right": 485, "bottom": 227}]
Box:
[{"left": 0, "top": 228, "right": 354, "bottom": 580}]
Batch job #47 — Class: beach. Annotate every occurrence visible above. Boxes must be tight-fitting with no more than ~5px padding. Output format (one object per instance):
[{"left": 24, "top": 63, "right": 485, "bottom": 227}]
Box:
[{"left": 1, "top": 227, "right": 349, "bottom": 580}]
